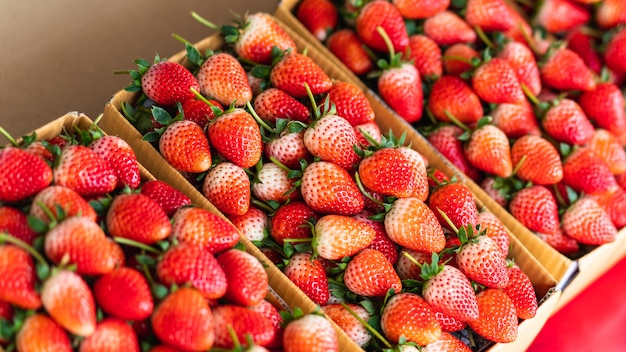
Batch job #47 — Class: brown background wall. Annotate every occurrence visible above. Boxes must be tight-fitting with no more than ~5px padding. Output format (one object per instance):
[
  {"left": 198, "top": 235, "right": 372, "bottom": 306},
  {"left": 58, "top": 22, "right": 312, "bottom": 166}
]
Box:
[{"left": 0, "top": 0, "right": 278, "bottom": 144}]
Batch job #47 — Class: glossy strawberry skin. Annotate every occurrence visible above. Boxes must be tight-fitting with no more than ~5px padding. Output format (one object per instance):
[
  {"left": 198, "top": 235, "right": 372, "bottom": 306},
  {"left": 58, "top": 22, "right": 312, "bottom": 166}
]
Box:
[
  {"left": 355, "top": 0, "right": 409, "bottom": 53},
  {"left": 203, "top": 162, "right": 251, "bottom": 216},
  {"left": 0, "top": 147, "right": 53, "bottom": 202},
  {"left": 326, "top": 29, "right": 374, "bottom": 76},
  {"left": 0, "top": 206, "right": 38, "bottom": 245},
  {"left": 106, "top": 193, "right": 172, "bottom": 244},
  {"left": 385, "top": 197, "right": 446, "bottom": 253},
  {"left": 170, "top": 206, "right": 240, "bottom": 253},
  {"left": 217, "top": 249, "right": 269, "bottom": 307},
  {"left": 234, "top": 13, "right": 296, "bottom": 65},
  {"left": 212, "top": 304, "right": 276, "bottom": 348},
  {"left": 380, "top": 292, "right": 441, "bottom": 346},
  {"left": 253, "top": 88, "right": 310, "bottom": 124},
  {"left": 282, "top": 313, "right": 339, "bottom": 352},
  {"left": 16, "top": 314, "right": 72, "bottom": 352},
  {"left": 93, "top": 267, "right": 154, "bottom": 321},
  {"left": 141, "top": 60, "right": 200, "bottom": 106},
  {"left": 313, "top": 214, "right": 376, "bottom": 260},
  {"left": 343, "top": 248, "right": 403, "bottom": 297},
  {"left": 159, "top": 119, "right": 212, "bottom": 173},
  {"left": 501, "top": 267, "right": 538, "bottom": 320},
  {"left": 140, "top": 180, "right": 191, "bottom": 217},
  {"left": 300, "top": 161, "right": 364, "bottom": 216},
  {"left": 428, "top": 182, "right": 478, "bottom": 231},
  {"left": 0, "top": 245, "right": 42, "bottom": 310},
  {"left": 270, "top": 52, "right": 333, "bottom": 98},
  {"left": 196, "top": 52, "right": 252, "bottom": 107},
  {"left": 89, "top": 135, "right": 141, "bottom": 189},
  {"left": 207, "top": 108, "right": 263, "bottom": 169},
  {"left": 29, "top": 185, "right": 97, "bottom": 224},
  {"left": 467, "top": 288, "right": 518, "bottom": 343},
  {"left": 79, "top": 318, "right": 141, "bottom": 352},
  {"left": 509, "top": 185, "right": 560, "bottom": 234},
  {"left": 296, "top": 0, "right": 338, "bottom": 42},
  {"left": 378, "top": 63, "right": 424, "bottom": 124}
]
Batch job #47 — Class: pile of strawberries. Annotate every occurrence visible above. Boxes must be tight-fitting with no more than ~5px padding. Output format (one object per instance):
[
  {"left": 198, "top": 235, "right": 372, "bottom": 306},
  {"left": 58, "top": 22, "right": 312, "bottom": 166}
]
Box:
[
  {"left": 0, "top": 122, "right": 339, "bottom": 351},
  {"left": 116, "top": 12, "right": 541, "bottom": 351},
  {"left": 294, "top": 0, "right": 626, "bottom": 257}
]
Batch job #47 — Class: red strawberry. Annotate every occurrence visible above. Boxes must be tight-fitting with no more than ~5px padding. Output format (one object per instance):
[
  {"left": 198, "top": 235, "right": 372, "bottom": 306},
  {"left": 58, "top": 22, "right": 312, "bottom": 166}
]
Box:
[
  {"left": 282, "top": 313, "right": 339, "bottom": 352},
  {"left": 398, "top": 146, "right": 430, "bottom": 201},
  {"left": 355, "top": 0, "right": 408, "bottom": 53},
  {"left": 428, "top": 75, "right": 484, "bottom": 124},
  {"left": 509, "top": 185, "right": 560, "bottom": 234},
  {"left": 378, "top": 61, "right": 424, "bottom": 124},
  {"left": 140, "top": 180, "right": 192, "bottom": 217},
  {"left": 151, "top": 287, "right": 215, "bottom": 351},
  {"left": 181, "top": 98, "right": 222, "bottom": 129},
  {"left": 344, "top": 248, "right": 403, "bottom": 297},
  {"left": 157, "top": 242, "right": 228, "bottom": 299},
  {"left": 423, "top": 11, "right": 476, "bottom": 46},
  {"left": 303, "top": 110, "right": 362, "bottom": 170},
  {"left": 322, "top": 303, "right": 372, "bottom": 347},
  {"left": 313, "top": 214, "right": 376, "bottom": 260},
  {"left": 592, "top": 186, "right": 626, "bottom": 228},
  {"left": 465, "top": 0, "right": 516, "bottom": 32},
  {"left": 427, "top": 125, "right": 481, "bottom": 182},
  {"left": 393, "top": 0, "right": 449, "bottom": 19},
  {"left": 428, "top": 182, "right": 478, "bottom": 231},
  {"left": 579, "top": 82, "right": 626, "bottom": 135},
  {"left": 79, "top": 318, "right": 140, "bottom": 352},
  {"left": 107, "top": 193, "right": 172, "bottom": 244},
  {"left": 228, "top": 206, "right": 269, "bottom": 242},
  {"left": 139, "top": 59, "right": 200, "bottom": 106},
  {"left": 498, "top": 41, "right": 542, "bottom": 97},
  {"left": 230, "top": 12, "right": 297, "bottom": 65},
  {"left": 264, "top": 130, "right": 312, "bottom": 170},
  {"left": 442, "top": 43, "right": 480, "bottom": 75},
  {"left": 596, "top": 0, "right": 626, "bottom": 28},
  {"left": 562, "top": 196, "right": 617, "bottom": 245},
  {"left": 249, "top": 300, "right": 284, "bottom": 349},
  {"left": 566, "top": 28, "right": 603, "bottom": 74},
  {"left": 456, "top": 230, "right": 509, "bottom": 288},
  {"left": 380, "top": 292, "right": 441, "bottom": 345},
  {"left": 586, "top": 129, "right": 626, "bottom": 175},
  {"left": 475, "top": 211, "right": 510, "bottom": 259},
  {"left": 29, "top": 185, "right": 97, "bottom": 224},
  {"left": 433, "top": 311, "right": 467, "bottom": 333},
  {"left": 465, "top": 124, "right": 513, "bottom": 178},
  {"left": 467, "top": 288, "right": 518, "bottom": 343},
  {"left": 407, "top": 34, "right": 443, "bottom": 80},
  {"left": 501, "top": 266, "right": 538, "bottom": 320},
  {"left": 251, "top": 162, "right": 299, "bottom": 204},
  {"left": 270, "top": 201, "right": 319, "bottom": 246},
  {"left": 327, "top": 81, "right": 375, "bottom": 126},
  {"left": 89, "top": 135, "right": 140, "bottom": 189},
  {"left": 421, "top": 262, "right": 480, "bottom": 322},
  {"left": 217, "top": 249, "right": 269, "bottom": 306},
  {"left": 203, "top": 162, "right": 251, "bottom": 216},
  {"left": 395, "top": 248, "right": 431, "bottom": 280},
  {"left": 511, "top": 134, "right": 563, "bottom": 185},
  {"left": 540, "top": 48, "right": 596, "bottom": 92},
  {"left": 42, "top": 270, "right": 96, "bottom": 337},
  {"left": 253, "top": 88, "right": 310, "bottom": 124},
  {"left": 326, "top": 29, "right": 374, "bottom": 76},
  {"left": 212, "top": 304, "right": 276, "bottom": 348},
  {"left": 171, "top": 206, "right": 240, "bottom": 253},
  {"left": 158, "top": 119, "right": 212, "bottom": 173},
  {"left": 536, "top": 0, "right": 590, "bottom": 33},
  {"left": 604, "top": 27, "right": 626, "bottom": 75},
  {"left": 472, "top": 58, "right": 525, "bottom": 104},
  {"left": 562, "top": 147, "right": 618, "bottom": 195},
  {"left": 296, "top": 0, "right": 338, "bottom": 42},
  {"left": 270, "top": 51, "right": 333, "bottom": 98},
  {"left": 537, "top": 228, "right": 580, "bottom": 255},
  {"left": 491, "top": 100, "right": 541, "bottom": 138},
  {"left": 423, "top": 331, "right": 472, "bottom": 351},
  {"left": 300, "top": 161, "right": 365, "bottom": 215},
  {"left": 385, "top": 197, "right": 446, "bottom": 252},
  {"left": 283, "top": 252, "right": 330, "bottom": 305},
  {"left": 15, "top": 314, "right": 72, "bottom": 352},
  {"left": 358, "top": 147, "right": 417, "bottom": 198},
  {"left": 208, "top": 107, "right": 263, "bottom": 169},
  {"left": 93, "top": 267, "right": 153, "bottom": 322},
  {"left": 0, "top": 146, "right": 53, "bottom": 202},
  {"left": 542, "top": 98, "right": 595, "bottom": 146},
  {"left": 0, "top": 245, "right": 41, "bottom": 309},
  {"left": 196, "top": 52, "right": 252, "bottom": 107},
  {"left": 0, "top": 206, "right": 38, "bottom": 245}
]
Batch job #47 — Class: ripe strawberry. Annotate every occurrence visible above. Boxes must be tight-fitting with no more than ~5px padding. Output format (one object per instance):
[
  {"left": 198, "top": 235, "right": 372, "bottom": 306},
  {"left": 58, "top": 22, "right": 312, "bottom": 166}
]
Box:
[
  {"left": 270, "top": 51, "right": 333, "bottom": 98},
  {"left": 475, "top": 211, "right": 510, "bottom": 259},
  {"left": 170, "top": 206, "right": 240, "bottom": 253},
  {"left": 228, "top": 206, "right": 268, "bottom": 243},
  {"left": 398, "top": 146, "right": 430, "bottom": 201},
  {"left": 0, "top": 245, "right": 41, "bottom": 309},
  {"left": 253, "top": 88, "right": 310, "bottom": 124},
  {"left": 427, "top": 125, "right": 481, "bottom": 182},
  {"left": 0, "top": 146, "right": 53, "bottom": 202},
  {"left": 465, "top": 124, "right": 513, "bottom": 178},
  {"left": 264, "top": 130, "right": 312, "bottom": 170},
  {"left": 327, "top": 81, "right": 375, "bottom": 126},
  {"left": 196, "top": 52, "right": 252, "bottom": 107},
  {"left": 604, "top": 27, "right": 626, "bottom": 75},
  {"left": 304, "top": 111, "right": 362, "bottom": 170},
  {"left": 562, "top": 147, "right": 618, "bottom": 195},
  {"left": 566, "top": 28, "right": 603, "bottom": 74},
  {"left": 89, "top": 135, "right": 140, "bottom": 189},
  {"left": 509, "top": 185, "right": 560, "bottom": 234},
  {"left": 467, "top": 288, "right": 518, "bottom": 343},
  {"left": 140, "top": 179, "right": 192, "bottom": 217},
  {"left": 15, "top": 314, "right": 72, "bottom": 352},
  {"left": 378, "top": 61, "right": 424, "bottom": 124},
  {"left": 107, "top": 193, "right": 172, "bottom": 244},
  {"left": 208, "top": 107, "right": 263, "bottom": 169},
  {"left": 45, "top": 216, "right": 124, "bottom": 275},
  {"left": 427, "top": 75, "right": 484, "bottom": 124},
  {"left": 296, "top": 0, "right": 338, "bottom": 42},
  {"left": 491, "top": 100, "right": 541, "bottom": 138},
  {"left": 472, "top": 58, "right": 525, "bottom": 104},
  {"left": 270, "top": 201, "right": 319, "bottom": 246},
  {"left": 203, "top": 162, "right": 251, "bottom": 216},
  {"left": 423, "top": 11, "right": 476, "bottom": 46},
  {"left": 157, "top": 242, "right": 228, "bottom": 299},
  {"left": 480, "top": 177, "right": 508, "bottom": 207},
  {"left": 217, "top": 249, "right": 269, "bottom": 306},
  {"left": 498, "top": 41, "right": 542, "bottom": 97},
  {"left": 212, "top": 304, "right": 276, "bottom": 348},
  {"left": 249, "top": 299, "right": 284, "bottom": 349},
  {"left": 456, "top": 230, "right": 509, "bottom": 288},
  {"left": 536, "top": 0, "right": 590, "bottom": 33},
  {"left": 442, "top": 43, "right": 480, "bottom": 76},
  {"left": 0, "top": 206, "right": 38, "bottom": 245},
  {"left": 380, "top": 292, "right": 441, "bottom": 345},
  {"left": 501, "top": 266, "right": 538, "bottom": 320},
  {"left": 579, "top": 82, "right": 626, "bottom": 135},
  {"left": 181, "top": 98, "right": 222, "bottom": 129},
  {"left": 395, "top": 248, "right": 431, "bottom": 280},
  {"left": 93, "top": 267, "right": 153, "bottom": 321},
  {"left": 540, "top": 48, "right": 596, "bottom": 92},
  {"left": 586, "top": 129, "right": 626, "bottom": 175},
  {"left": 158, "top": 119, "right": 212, "bottom": 173},
  {"left": 283, "top": 252, "right": 330, "bottom": 305},
  {"left": 433, "top": 310, "right": 467, "bottom": 333},
  {"left": 313, "top": 214, "right": 376, "bottom": 260},
  {"left": 596, "top": 0, "right": 626, "bottom": 28},
  {"left": 326, "top": 29, "right": 374, "bottom": 76},
  {"left": 465, "top": 0, "right": 516, "bottom": 32},
  {"left": 406, "top": 34, "right": 443, "bottom": 80},
  {"left": 358, "top": 147, "right": 417, "bottom": 198},
  {"left": 344, "top": 248, "right": 403, "bottom": 297},
  {"left": 393, "top": 0, "right": 449, "bottom": 19},
  {"left": 151, "top": 287, "right": 215, "bottom": 351},
  {"left": 41, "top": 269, "right": 96, "bottom": 337},
  {"left": 79, "top": 318, "right": 140, "bottom": 352},
  {"left": 511, "top": 135, "right": 563, "bottom": 185},
  {"left": 354, "top": 214, "right": 400, "bottom": 262},
  {"left": 300, "top": 161, "right": 364, "bottom": 215},
  {"left": 428, "top": 181, "right": 478, "bottom": 231},
  {"left": 29, "top": 185, "right": 97, "bottom": 224},
  {"left": 421, "top": 262, "right": 480, "bottom": 322},
  {"left": 562, "top": 197, "right": 617, "bottom": 245},
  {"left": 251, "top": 162, "right": 299, "bottom": 204},
  {"left": 138, "top": 59, "right": 200, "bottom": 106},
  {"left": 385, "top": 197, "right": 446, "bottom": 252},
  {"left": 423, "top": 331, "right": 472, "bottom": 352},
  {"left": 282, "top": 313, "right": 339, "bottom": 352},
  {"left": 355, "top": 0, "right": 408, "bottom": 53},
  {"left": 542, "top": 98, "right": 595, "bottom": 146},
  {"left": 54, "top": 144, "right": 118, "bottom": 196},
  {"left": 323, "top": 303, "right": 372, "bottom": 347}
]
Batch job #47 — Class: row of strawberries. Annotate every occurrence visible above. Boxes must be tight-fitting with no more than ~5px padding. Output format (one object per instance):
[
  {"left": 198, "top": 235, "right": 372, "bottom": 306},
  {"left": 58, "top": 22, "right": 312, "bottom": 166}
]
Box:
[
  {"left": 0, "top": 123, "right": 341, "bottom": 351},
  {"left": 293, "top": 0, "right": 626, "bottom": 256},
  {"left": 116, "top": 12, "right": 540, "bottom": 351}
]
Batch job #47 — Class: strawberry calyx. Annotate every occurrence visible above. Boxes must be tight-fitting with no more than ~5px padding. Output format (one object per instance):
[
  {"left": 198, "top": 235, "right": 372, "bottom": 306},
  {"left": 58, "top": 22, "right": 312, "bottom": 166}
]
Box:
[
  {"left": 117, "top": 55, "right": 166, "bottom": 94},
  {"left": 339, "top": 301, "right": 395, "bottom": 350},
  {"left": 304, "top": 82, "right": 336, "bottom": 123},
  {"left": 368, "top": 26, "right": 406, "bottom": 79},
  {"left": 141, "top": 105, "right": 185, "bottom": 143},
  {"left": 353, "top": 130, "right": 407, "bottom": 159}
]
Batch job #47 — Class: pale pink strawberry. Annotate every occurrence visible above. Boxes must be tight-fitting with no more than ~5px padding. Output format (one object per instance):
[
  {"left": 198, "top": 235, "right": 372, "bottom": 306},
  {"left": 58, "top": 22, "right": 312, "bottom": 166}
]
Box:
[
  {"left": 304, "top": 113, "right": 362, "bottom": 170},
  {"left": 456, "top": 233, "right": 509, "bottom": 289},
  {"left": 421, "top": 263, "right": 480, "bottom": 322},
  {"left": 227, "top": 206, "right": 269, "bottom": 242},
  {"left": 313, "top": 214, "right": 376, "bottom": 260},
  {"left": 321, "top": 303, "right": 372, "bottom": 348},
  {"left": 264, "top": 130, "right": 313, "bottom": 170},
  {"left": 202, "top": 162, "right": 251, "bottom": 216},
  {"left": 89, "top": 135, "right": 141, "bottom": 189},
  {"left": 251, "top": 162, "right": 299, "bottom": 204}
]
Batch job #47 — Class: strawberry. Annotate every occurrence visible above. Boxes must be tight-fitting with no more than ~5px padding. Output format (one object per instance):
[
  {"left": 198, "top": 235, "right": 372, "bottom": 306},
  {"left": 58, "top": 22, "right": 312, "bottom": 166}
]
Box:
[
  {"left": 542, "top": 98, "right": 595, "bottom": 146},
  {"left": 41, "top": 269, "right": 97, "bottom": 337},
  {"left": 313, "top": 214, "right": 376, "bottom": 260},
  {"left": 475, "top": 211, "right": 510, "bottom": 259},
  {"left": 442, "top": 43, "right": 480, "bottom": 75},
  {"left": 79, "top": 318, "right": 140, "bottom": 352},
  {"left": 378, "top": 61, "right": 424, "bottom": 124},
  {"left": 45, "top": 216, "right": 124, "bottom": 275},
  {"left": 428, "top": 181, "right": 478, "bottom": 231},
  {"left": 282, "top": 312, "right": 339, "bottom": 352},
  {"left": 253, "top": 88, "right": 310, "bottom": 124},
  {"left": 196, "top": 52, "right": 252, "bottom": 107},
  {"left": 156, "top": 242, "right": 228, "bottom": 299},
  {"left": 249, "top": 300, "right": 284, "bottom": 349},
  {"left": 326, "top": 29, "right": 374, "bottom": 76},
  {"left": 604, "top": 27, "right": 626, "bottom": 75},
  {"left": 472, "top": 58, "right": 525, "bottom": 104},
  {"left": 93, "top": 267, "right": 154, "bottom": 321},
  {"left": 467, "top": 288, "right": 518, "bottom": 343},
  {"left": 509, "top": 185, "right": 560, "bottom": 234},
  {"left": 327, "top": 81, "right": 375, "bottom": 126},
  {"left": 354, "top": 211, "right": 399, "bottom": 265},
  {"left": 251, "top": 162, "right": 299, "bottom": 204},
  {"left": 511, "top": 134, "right": 563, "bottom": 185},
  {"left": 322, "top": 303, "right": 372, "bottom": 347},
  {"left": 29, "top": 185, "right": 97, "bottom": 224},
  {"left": 398, "top": 146, "right": 430, "bottom": 201},
  {"left": 0, "top": 206, "right": 38, "bottom": 245},
  {"left": 270, "top": 51, "right": 333, "bottom": 98},
  {"left": 181, "top": 98, "right": 222, "bottom": 129},
  {"left": 15, "top": 314, "right": 72, "bottom": 352},
  {"left": 586, "top": 129, "right": 626, "bottom": 175},
  {"left": 491, "top": 100, "right": 541, "bottom": 138},
  {"left": 140, "top": 179, "right": 192, "bottom": 217},
  {"left": 465, "top": 0, "right": 516, "bottom": 32},
  {"left": 380, "top": 292, "right": 441, "bottom": 345},
  {"left": 421, "top": 261, "right": 480, "bottom": 322},
  {"left": 501, "top": 266, "right": 538, "bottom": 320},
  {"left": 264, "top": 130, "right": 312, "bottom": 170},
  {"left": 455, "top": 228, "right": 510, "bottom": 289},
  {"left": 0, "top": 146, "right": 53, "bottom": 202},
  {"left": 385, "top": 197, "right": 446, "bottom": 252},
  {"left": 566, "top": 28, "right": 603, "bottom": 74},
  {"left": 355, "top": 0, "right": 408, "bottom": 53},
  {"left": 217, "top": 248, "right": 269, "bottom": 306},
  {"left": 151, "top": 287, "right": 215, "bottom": 351},
  {"left": 393, "top": 0, "right": 449, "bottom": 19},
  {"left": 562, "top": 147, "right": 618, "bottom": 195},
  {"left": 147, "top": 345, "right": 184, "bottom": 352},
  {"left": 537, "top": 228, "right": 580, "bottom": 255},
  {"left": 423, "top": 11, "right": 476, "bottom": 46},
  {"left": 89, "top": 135, "right": 140, "bottom": 189},
  {"left": 561, "top": 196, "right": 617, "bottom": 245},
  {"left": 395, "top": 248, "right": 431, "bottom": 280},
  {"left": 407, "top": 34, "right": 443, "bottom": 80},
  {"left": 596, "top": 0, "right": 626, "bottom": 28},
  {"left": 212, "top": 304, "right": 276, "bottom": 348},
  {"left": 106, "top": 193, "right": 172, "bottom": 244},
  {"left": 433, "top": 310, "right": 467, "bottom": 333},
  {"left": 427, "top": 125, "right": 481, "bottom": 182},
  {"left": 590, "top": 185, "right": 626, "bottom": 228},
  {"left": 358, "top": 147, "right": 417, "bottom": 198},
  {"left": 536, "top": 0, "right": 590, "bottom": 33},
  {"left": 208, "top": 107, "right": 263, "bottom": 169},
  {"left": 283, "top": 252, "right": 330, "bottom": 305},
  {"left": 157, "top": 119, "right": 213, "bottom": 173},
  {"left": 270, "top": 201, "right": 319, "bottom": 246},
  {"left": 423, "top": 331, "right": 472, "bottom": 351},
  {"left": 228, "top": 206, "right": 268, "bottom": 243},
  {"left": 203, "top": 162, "right": 251, "bottom": 216},
  {"left": 480, "top": 177, "right": 509, "bottom": 207},
  {"left": 465, "top": 124, "right": 513, "bottom": 178},
  {"left": 498, "top": 41, "right": 542, "bottom": 97},
  {"left": 296, "top": 0, "right": 338, "bottom": 42},
  {"left": 137, "top": 59, "right": 200, "bottom": 106},
  {"left": 427, "top": 75, "right": 484, "bottom": 124},
  {"left": 343, "top": 248, "right": 403, "bottom": 297},
  {"left": 540, "top": 48, "right": 596, "bottom": 92},
  {"left": 170, "top": 206, "right": 240, "bottom": 253},
  {"left": 0, "top": 245, "right": 41, "bottom": 309},
  {"left": 579, "top": 82, "right": 626, "bottom": 135},
  {"left": 300, "top": 161, "right": 364, "bottom": 215}
]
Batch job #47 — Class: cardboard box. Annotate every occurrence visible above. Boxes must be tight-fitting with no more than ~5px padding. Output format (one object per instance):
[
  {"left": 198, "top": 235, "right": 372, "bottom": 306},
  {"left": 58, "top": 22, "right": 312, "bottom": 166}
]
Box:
[{"left": 99, "top": 14, "right": 561, "bottom": 351}]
